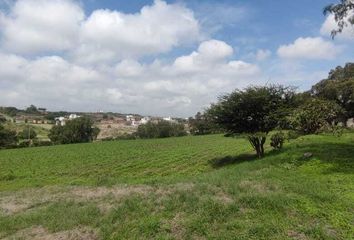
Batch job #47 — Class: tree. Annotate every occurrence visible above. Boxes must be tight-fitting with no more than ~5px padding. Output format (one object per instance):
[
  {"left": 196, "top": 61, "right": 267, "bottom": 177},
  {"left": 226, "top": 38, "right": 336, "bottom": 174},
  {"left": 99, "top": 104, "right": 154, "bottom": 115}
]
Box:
[
  {"left": 25, "top": 105, "right": 39, "bottom": 114},
  {"left": 311, "top": 63, "right": 354, "bottom": 123},
  {"left": 48, "top": 117, "right": 100, "bottom": 144},
  {"left": 136, "top": 121, "right": 187, "bottom": 139},
  {"left": 0, "top": 125, "right": 17, "bottom": 148},
  {"left": 208, "top": 85, "right": 296, "bottom": 158},
  {"left": 189, "top": 112, "right": 217, "bottom": 135},
  {"left": 18, "top": 127, "right": 37, "bottom": 140},
  {"left": 289, "top": 99, "right": 344, "bottom": 134},
  {"left": 324, "top": 0, "right": 354, "bottom": 38}
]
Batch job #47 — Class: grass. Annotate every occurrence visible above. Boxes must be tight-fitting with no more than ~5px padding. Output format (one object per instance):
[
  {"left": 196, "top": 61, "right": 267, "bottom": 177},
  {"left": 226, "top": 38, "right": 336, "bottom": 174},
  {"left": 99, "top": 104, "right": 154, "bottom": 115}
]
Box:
[{"left": 0, "top": 133, "right": 353, "bottom": 239}]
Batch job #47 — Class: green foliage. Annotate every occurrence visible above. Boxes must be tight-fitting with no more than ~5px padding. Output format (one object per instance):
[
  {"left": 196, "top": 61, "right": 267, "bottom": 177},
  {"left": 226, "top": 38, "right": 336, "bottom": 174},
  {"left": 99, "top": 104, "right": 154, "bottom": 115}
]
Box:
[
  {"left": 289, "top": 98, "right": 344, "bottom": 135},
  {"left": 48, "top": 117, "right": 100, "bottom": 144},
  {"left": 0, "top": 107, "right": 19, "bottom": 117},
  {"left": 135, "top": 120, "right": 187, "bottom": 139},
  {"left": 0, "top": 115, "right": 7, "bottom": 123},
  {"left": 311, "top": 63, "right": 354, "bottom": 122},
  {"left": 324, "top": 0, "right": 354, "bottom": 38},
  {"left": 189, "top": 112, "right": 218, "bottom": 135},
  {"left": 208, "top": 85, "right": 296, "bottom": 157},
  {"left": 18, "top": 127, "right": 37, "bottom": 140},
  {"left": 25, "top": 104, "right": 39, "bottom": 114},
  {"left": 270, "top": 132, "right": 285, "bottom": 150},
  {"left": 0, "top": 125, "right": 17, "bottom": 149}
]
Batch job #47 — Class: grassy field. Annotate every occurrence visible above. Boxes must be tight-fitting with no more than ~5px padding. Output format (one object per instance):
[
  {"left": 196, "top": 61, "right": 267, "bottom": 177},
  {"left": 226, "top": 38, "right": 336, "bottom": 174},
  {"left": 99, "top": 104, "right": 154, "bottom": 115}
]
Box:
[{"left": 0, "top": 133, "right": 353, "bottom": 239}]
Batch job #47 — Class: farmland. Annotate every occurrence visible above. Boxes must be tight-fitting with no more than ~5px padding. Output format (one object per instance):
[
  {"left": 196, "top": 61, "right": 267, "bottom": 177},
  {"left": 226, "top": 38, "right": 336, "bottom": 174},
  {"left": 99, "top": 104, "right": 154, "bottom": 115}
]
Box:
[{"left": 0, "top": 133, "right": 354, "bottom": 239}]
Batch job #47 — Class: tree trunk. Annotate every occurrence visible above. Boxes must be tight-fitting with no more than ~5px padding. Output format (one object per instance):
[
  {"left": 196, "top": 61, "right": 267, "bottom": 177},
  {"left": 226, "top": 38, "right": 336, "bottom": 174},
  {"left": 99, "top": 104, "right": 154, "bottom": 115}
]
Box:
[{"left": 248, "top": 135, "right": 266, "bottom": 158}]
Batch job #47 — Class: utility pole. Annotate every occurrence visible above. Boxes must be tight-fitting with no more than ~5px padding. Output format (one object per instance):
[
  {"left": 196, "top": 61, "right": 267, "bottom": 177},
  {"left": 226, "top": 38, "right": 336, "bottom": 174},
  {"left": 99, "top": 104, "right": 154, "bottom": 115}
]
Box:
[{"left": 28, "top": 123, "right": 31, "bottom": 147}]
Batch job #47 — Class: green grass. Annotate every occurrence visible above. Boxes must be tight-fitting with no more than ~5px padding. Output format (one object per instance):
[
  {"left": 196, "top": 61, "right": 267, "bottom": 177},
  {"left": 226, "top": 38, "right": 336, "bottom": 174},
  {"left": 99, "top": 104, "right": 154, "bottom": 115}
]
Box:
[{"left": 0, "top": 133, "right": 353, "bottom": 239}]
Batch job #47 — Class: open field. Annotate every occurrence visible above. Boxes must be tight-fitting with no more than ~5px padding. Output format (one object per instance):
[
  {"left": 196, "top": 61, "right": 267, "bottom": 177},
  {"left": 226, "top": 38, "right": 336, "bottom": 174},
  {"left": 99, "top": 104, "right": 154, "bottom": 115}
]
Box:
[{"left": 0, "top": 133, "right": 353, "bottom": 239}]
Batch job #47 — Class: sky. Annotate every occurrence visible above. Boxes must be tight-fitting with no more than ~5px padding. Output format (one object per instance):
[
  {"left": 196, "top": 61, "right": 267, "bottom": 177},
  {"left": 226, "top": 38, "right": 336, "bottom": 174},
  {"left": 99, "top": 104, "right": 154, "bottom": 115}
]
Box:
[{"left": 0, "top": 0, "right": 353, "bottom": 117}]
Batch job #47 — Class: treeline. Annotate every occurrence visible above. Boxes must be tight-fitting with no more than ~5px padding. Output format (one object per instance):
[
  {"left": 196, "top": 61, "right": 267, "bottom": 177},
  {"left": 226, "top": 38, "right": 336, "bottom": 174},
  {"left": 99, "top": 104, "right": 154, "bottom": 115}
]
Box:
[
  {"left": 202, "top": 62, "right": 354, "bottom": 158},
  {"left": 0, "top": 117, "right": 100, "bottom": 149}
]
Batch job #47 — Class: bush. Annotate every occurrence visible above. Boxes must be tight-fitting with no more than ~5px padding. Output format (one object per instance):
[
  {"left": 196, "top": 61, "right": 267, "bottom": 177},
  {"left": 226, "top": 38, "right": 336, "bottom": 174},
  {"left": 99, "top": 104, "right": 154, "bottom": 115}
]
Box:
[
  {"left": 289, "top": 99, "right": 345, "bottom": 134},
  {"left": 0, "top": 125, "right": 17, "bottom": 149},
  {"left": 270, "top": 132, "right": 285, "bottom": 150},
  {"left": 136, "top": 121, "right": 187, "bottom": 139},
  {"left": 18, "top": 127, "right": 37, "bottom": 140},
  {"left": 286, "top": 130, "right": 300, "bottom": 141},
  {"left": 49, "top": 117, "right": 100, "bottom": 144}
]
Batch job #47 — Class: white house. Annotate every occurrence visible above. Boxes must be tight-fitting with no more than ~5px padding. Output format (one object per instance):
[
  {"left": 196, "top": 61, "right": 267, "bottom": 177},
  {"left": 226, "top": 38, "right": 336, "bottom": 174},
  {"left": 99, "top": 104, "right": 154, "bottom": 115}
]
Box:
[
  {"left": 139, "top": 117, "right": 150, "bottom": 124},
  {"left": 126, "top": 115, "right": 134, "bottom": 122},
  {"left": 69, "top": 114, "right": 79, "bottom": 120},
  {"left": 55, "top": 117, "right": 66, "bottom": 126}
]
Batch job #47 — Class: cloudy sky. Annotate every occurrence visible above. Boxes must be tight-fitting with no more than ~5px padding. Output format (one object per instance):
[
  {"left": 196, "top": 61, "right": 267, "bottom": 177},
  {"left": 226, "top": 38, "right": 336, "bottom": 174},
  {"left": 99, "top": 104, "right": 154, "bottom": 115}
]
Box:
[{"left": 0, "top": 0, "right": 353, "bottom": 117}]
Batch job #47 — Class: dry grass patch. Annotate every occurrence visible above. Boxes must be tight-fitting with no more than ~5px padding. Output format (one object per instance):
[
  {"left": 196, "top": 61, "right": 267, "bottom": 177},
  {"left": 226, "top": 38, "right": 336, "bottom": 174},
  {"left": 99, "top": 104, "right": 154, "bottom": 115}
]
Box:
[{"left": 3, "top": 226, "right": 98, "bottom": 240}]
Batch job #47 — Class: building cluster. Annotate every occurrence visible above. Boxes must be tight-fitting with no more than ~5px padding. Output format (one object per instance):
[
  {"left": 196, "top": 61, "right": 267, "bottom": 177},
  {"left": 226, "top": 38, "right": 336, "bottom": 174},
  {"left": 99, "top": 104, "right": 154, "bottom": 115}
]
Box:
[{"left": 55, "top": 114, "right": 80, "bottom": 126}]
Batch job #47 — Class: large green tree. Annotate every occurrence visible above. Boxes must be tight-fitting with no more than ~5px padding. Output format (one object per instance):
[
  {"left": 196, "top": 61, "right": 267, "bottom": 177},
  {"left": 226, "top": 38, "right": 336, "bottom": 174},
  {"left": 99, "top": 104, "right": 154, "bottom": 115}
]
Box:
[
  {"left": 208, "top": 85, "right": 296, "bottom": 158},
  {"left": 311, "top": 63, "right": 354, "bottom": 123},
  {"left": 49, "top": 117, "right": 100, "bottom": 144},
  {"left": 324, "top": 0, "right": 354, "bottom": 38}
]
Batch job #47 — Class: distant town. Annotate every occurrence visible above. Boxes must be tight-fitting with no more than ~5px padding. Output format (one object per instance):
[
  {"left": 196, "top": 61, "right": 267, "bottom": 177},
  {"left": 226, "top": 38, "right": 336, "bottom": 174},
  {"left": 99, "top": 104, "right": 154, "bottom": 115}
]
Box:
[{"left": 0, "top": 105, "right": 189, "bottom": 141}]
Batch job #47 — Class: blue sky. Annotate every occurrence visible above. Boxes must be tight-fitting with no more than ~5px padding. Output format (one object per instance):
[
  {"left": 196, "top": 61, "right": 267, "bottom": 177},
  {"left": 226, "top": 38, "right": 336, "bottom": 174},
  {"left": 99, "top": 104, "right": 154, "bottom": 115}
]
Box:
[{"left": 0, "top": 0, "right": 353, "bottom": 116}]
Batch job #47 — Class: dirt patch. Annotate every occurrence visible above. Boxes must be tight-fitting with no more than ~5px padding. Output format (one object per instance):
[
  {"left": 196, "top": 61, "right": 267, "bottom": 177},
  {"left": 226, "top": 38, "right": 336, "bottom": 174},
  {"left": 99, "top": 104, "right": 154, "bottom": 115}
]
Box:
[
  {"left": 287, "top": 230, "right": 308, "bottom": 240},
  {"left": 69, "top": 185, "right": 152, "bottom": 200},
  {"left": 213, "top": 191, "right": 233, "bottom": 204},
  {"left": 3, "top": 226, "right": 98, "bottom": 240},
  {"left": 0, "top": 185, "right": 154, "bottom": 216},
  {"left": 162, "top": 213, "right": 185, "bottom": 240}
]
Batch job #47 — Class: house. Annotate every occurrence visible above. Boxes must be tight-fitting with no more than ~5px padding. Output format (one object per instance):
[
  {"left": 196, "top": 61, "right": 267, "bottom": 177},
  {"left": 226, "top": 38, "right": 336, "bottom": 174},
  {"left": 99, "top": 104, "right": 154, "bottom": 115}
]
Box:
[
  {"left": 69, "top": 114, "right": 79, "bottom": 120},
  {"left": 55, "top": 117, "right": 66, "bottom": 126},
  {"left": 38, "top": 108, "right": 47, "bottom": 114},
  {"left": 163, "top": 116, "right": 176, "bottom": 123},
  {"left": 126, "top": 115, "right": 134, "bottom": 122},
  {"left": 139, "top": 117, "right": 150, "bottom": 124}
]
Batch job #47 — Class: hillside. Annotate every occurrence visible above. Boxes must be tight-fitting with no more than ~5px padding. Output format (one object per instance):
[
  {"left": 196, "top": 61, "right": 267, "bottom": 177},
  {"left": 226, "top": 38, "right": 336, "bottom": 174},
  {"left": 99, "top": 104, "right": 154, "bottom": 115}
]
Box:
[{"left": 0, "top": 133, "right": 353, "bottom": 239}]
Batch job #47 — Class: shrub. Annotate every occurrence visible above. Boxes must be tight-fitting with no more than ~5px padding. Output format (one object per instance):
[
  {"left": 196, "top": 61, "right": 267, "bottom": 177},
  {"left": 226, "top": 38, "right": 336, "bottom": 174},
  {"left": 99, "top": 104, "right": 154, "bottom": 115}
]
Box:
[
  {"left": 286, "top": 130, "right": 300, "bottom": 141},
  {"left": 18, "top": 127, "right": 37, "bottom": 140},
  {"left": 270, "top": 132, "right": 285, "bottom": 150},
  {"left": 0, "top": 125, "right": 17, "bottom": 149},
  {"left": 289, "top": 99, "right": 345, "bottom": 134},
  {"left": 136, "top": 120, "right": 187, "bottom": 139},
  {"left": 49, "top": 117, "right": 100, "bottom": 144}
]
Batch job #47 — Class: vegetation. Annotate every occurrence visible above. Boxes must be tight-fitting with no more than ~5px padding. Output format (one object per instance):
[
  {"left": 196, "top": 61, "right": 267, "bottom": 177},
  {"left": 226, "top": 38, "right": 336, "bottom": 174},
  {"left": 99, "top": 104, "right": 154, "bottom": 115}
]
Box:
[
  {"left": 49, "top": 117, "right": 100, "bottom": 144},
  {"left": 208, "top": 85, "right": 296, "bottom": 158},
  {"left": 0, "top": 133, "right": 353, "bottom": 239},
  {"left": 188, "top": 112, "right": 217, "bottom": 135},
  {"left": 324, "top": 0, "right": 354, "bottom": 38},
  {"left": 0, "top": 125, "right": 17, "bottom": 149},
  {"left": 310, "top": 63, "right": 354, "bottom": 123},
  {"left": 17, "top": 127, "right": 37, "bottom": 140},
  {"left": 135, "top": 120, "right": 187, "bottom": 139},
  {"left": 289, "top": 98, "right": 345, "bottom": 134},
  {"left": 270, "top": 131, "right": 285, "bottom": 150}
]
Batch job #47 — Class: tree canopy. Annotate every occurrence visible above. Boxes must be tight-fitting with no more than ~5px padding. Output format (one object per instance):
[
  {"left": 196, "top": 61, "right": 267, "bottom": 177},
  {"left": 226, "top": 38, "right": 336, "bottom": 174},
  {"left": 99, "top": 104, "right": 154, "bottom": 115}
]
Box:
[
  {"left": 49, "top": 117, "right": 100, "bottom": 144},
  {"left": 207, "top": 85, "right": 296, "bottom": 158},
  {"left": 311, "top": 63, "right": 354, "bottom": 122},
  {"left": 324, "top": 0, "right": 354, "bottom": 38}
]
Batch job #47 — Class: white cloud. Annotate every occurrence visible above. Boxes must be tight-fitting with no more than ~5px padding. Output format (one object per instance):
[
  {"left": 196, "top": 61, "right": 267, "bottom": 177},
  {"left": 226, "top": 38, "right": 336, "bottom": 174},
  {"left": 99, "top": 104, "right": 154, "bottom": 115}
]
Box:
[
  {"left": 0, "top": 40, "right": 261, "bottom": 116},
  {"left": 255, "top": 49, "right": 272, "bottom": 61},
  {"left": 1, "top": 0, "right": 84, "bottom": 54},
  {"left": 277, "top": 37, "right": 341, "bottom": 60},
  {"left": 0, "top": 0, "right": 201, "bottom": 61},
  {"left": 74, "top": 0, "right": 201, "bottom": 63},
  {"left": 321, "top": 13, "right": 354, "bottom": 41}
]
